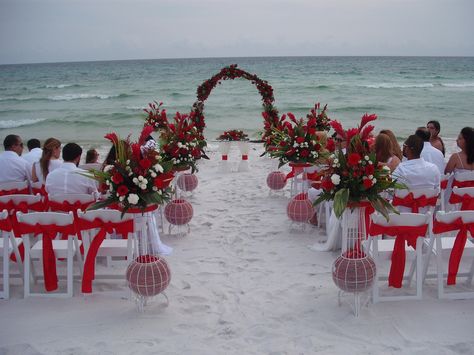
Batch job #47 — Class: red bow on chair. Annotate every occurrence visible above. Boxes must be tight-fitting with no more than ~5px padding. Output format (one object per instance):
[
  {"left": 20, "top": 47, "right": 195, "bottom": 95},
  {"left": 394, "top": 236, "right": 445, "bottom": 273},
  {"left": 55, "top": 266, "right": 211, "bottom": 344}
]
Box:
[
  {"left": 47, "top": 200, "right": 93, "bottom": 215},
  {"left": 16, "top": 222, "right": 76, "bottom": 292},
  {"left": 392, "top": 193, "right": 438, "bottom": 213},
  {"left": 0, "top": 217, "right": 12, "bottom": 232},
  {"left": 452, "top": 180, "right": 474, "bottom": 188},
  {"left": 369, "top": 223, "right": 428, "bottom": 288},
  {"left": 75, "top": 218, "right": 134, "bottom": 293},
  {"left": 440, "top": 180, "right": 449, "bottom": 190},
  {"left": 0, "top": 187, "right": 29, "bottom": 196},
  {"left": 449, "top": 193, "right": 474, "bottom": 211},
  {"left": 433, "top": 218, "right": 474, "bottom": 285}
]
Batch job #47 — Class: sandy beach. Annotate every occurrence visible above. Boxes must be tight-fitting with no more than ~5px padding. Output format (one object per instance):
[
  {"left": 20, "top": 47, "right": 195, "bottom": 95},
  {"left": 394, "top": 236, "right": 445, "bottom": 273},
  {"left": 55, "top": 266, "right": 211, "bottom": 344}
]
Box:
[{"left": 1, "top": 142, "right": 474, "bottom": 355}]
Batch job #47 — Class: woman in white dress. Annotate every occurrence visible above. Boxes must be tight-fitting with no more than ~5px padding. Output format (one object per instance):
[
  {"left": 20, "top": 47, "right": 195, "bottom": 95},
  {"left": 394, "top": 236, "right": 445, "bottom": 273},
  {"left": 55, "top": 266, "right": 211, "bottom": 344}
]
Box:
[
  {"left": 31, "top": 137, "right": 62, "bottom": 184},
  {"left": 445, "top": 127, "right": 474, "bottom": 174}
]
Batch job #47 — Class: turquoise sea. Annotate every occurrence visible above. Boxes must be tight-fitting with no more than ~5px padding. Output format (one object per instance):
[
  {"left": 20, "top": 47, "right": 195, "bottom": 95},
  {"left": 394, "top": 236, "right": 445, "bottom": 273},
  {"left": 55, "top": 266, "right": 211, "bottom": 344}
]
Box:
[{"left": 0, "top": 56, "right": 473, "bottom": 152}]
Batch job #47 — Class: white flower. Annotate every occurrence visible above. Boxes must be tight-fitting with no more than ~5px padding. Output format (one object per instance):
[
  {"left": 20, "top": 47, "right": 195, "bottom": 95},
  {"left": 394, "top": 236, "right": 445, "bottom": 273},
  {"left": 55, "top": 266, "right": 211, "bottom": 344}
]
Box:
[
  {"left": 105, "top": 180, "right": 110, "bottom": 185},
  {"left": 152, "top": 186, "right": 158, "bottom": 191},
  {"left": 138, "top": 176, "right": 143, "bottom": 181},
  {"left": 365, "top": 155, "right": 370, "bottom": 161},
  {"left": 128, "top": 172, "right": 133, "bottom": 176},
  {"left": 119, "top": 196, "right": 125, "bottom": 202},
  {"left": 150, "top": 171, "right": 157, "bottom": 178},
  {"left": 331, "top": 174, "right": 341, "bottom": 185},
  {"left": 372, "top": 178, "right": 377, "bottom": 184},
  {"left": 368, "top": 175, "right": 373, "bottom": 179},
  {"left": 126, "top": 160, "right": 130, "bottom": 165},
  {"left": 382, "top": 165, "right": 390, "bottom": 172},
  {"left": 140, "top": 184, "right": 147, "bottom": 190},
  {"left": 333, "top": 158, "right": 339, "bottom": 164},
  {"left": 142, "top": 178, "right": 148, "bottom": 185},
  {"left": 132, "top": 177, "right": 138, "bottom": 185},
  {"left": 127, "top": 194, "right": 139, "bottom": 205},
  {"left": 103, "top": 165, "right": 114, "bottom": 172}
]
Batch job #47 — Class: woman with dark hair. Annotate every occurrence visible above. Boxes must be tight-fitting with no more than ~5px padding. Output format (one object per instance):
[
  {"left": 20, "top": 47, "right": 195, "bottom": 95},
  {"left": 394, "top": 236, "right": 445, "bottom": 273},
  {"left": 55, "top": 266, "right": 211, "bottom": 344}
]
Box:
[
  {"left": 374, "top": 133, "right": 401, "bottom": 171},
  {"left": 427, "top": 120, "right": 446, "bottom": 156},
  {"left": 101, "top": 145, "right": 116, "bottom": 170},
  {"left": 31, "top": 137, "right": 62, "bottom": 183},
  {"left": 379, "top": 129, "right": 403, "bottom": 160},
  {"left": 445, "top": 127, "right": 474, "bottom": 173}
]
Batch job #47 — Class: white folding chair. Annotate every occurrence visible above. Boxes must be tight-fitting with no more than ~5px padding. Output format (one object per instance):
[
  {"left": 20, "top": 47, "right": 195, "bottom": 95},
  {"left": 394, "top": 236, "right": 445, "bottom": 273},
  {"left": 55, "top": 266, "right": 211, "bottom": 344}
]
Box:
[
  {"left": 452, "top": 171, "right": 474, "bottom": 188},
  {"left": 16, "top": 211, "right": 80, "bottom": 298},
  {"left": 439, "top": 173, "right": 452, "bottom": 211},
  {"left": 449, "top": 187, "right": 474, "bottom": 211},
  {"left": 392, "top": 188, "right": 439, "bottom": 214},
  {"left": 76, "top": 209, "right": 134, "bottom": 294},
  {"left": 48, "top": 193, "right": 96, "bottom": 211},
  {"left": 0, "top": 181, "right": 29, "bottom": 196},
  {"left": 433, "top": 210, "right": 474, "bottom": 299},
  {"left": 0, "top": 210, "right": 23, "bottom": 299},
  {"left": 368, "top": 212, "right": 431, "bottom": 302}
]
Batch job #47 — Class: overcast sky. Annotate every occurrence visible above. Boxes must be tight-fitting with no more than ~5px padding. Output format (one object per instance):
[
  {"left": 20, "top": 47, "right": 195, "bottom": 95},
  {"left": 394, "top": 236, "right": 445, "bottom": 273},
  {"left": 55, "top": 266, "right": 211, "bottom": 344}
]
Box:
[{"left": 0, "top": 0, "right": 473, "bottom": 64}]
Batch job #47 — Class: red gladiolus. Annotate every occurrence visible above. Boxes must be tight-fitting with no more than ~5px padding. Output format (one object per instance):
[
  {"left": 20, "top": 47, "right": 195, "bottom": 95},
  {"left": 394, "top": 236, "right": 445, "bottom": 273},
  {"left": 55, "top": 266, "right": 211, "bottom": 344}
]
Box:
[
  {"left": 104, "top": 132, "right": 119, "bottom": 145},
  {"left": 111, "top": 172, "right": 123, "bottom": 184},
  {"left": 360, "top": 113, "right": 377, "bottom": 130},
  {"left": 139, "top": 125, "right": 155, "bottom": 146},
  {"left": 117, "top": 184, "right": 129, "bottom": 196},
  {"left": 360, "top": 124, "right": 375, "bottom": 141},
  {"left": 139, "top": 159, "right": 152, "bottom": 170},
  {"left": 321, "top": 179, "right": 335, "bottom": 191},
  {"left": 330, "top": 120, "right": 345, "bottom": 138},
  {"left": 346, "top": 128, "right": 359, "bottom": 143},
  {"left": 348, "top": 153, "right": 361, "bottom": 166},
  {"left": 363, "top": 178, "right": 373, "bottom": 189}
]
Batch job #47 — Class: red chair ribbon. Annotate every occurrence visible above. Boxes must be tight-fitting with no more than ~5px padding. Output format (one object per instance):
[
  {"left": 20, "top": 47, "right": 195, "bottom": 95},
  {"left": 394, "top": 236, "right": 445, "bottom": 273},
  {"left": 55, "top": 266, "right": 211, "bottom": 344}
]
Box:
[
  {"left": 0, "top": 187, "right": 29, "bottom": 196},
  {"left": 111, "top": 204, "right": 158, "bottom": 214},
  {"left": 392, "top": 193, "right": 438, "bottom": 213},
  {"left": 16, "top": 222, "right": 76, "bottom": 292},
  {"left": 433, "top": 218, "right": 474, "bottom": 285},
  {"left": 47, "top": 200, "right": 93, "bottom": 215},
  {"left": 75, "top": 217, "right": 134, "bottom": 293},
  {"left": 241, "top": 155, "right": 248, "bottom": 161},
  {"left": 452, "top": 180, "right": 474, "bottom": 188},
  {"left": 0, "top": 217, "right": 12, "bottom": 232},
  {"left": 221, "top": 155, "right": 228, "bottom": 161},
  {"left": 370, "top": 223, "right": 428, "bottom": 288},
  {"left": 440, "top": 180, "right": 449, "bottom": 190},
  {"left": 449, "top": 193, "right": 474, "bottom": 211}
]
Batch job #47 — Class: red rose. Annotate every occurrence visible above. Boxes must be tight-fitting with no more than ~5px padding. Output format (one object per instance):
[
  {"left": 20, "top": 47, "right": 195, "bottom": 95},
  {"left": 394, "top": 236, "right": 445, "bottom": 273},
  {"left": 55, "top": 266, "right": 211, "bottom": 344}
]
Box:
[
  {"left": 300, "top": 149, "right": 310, "bottom": 157},
  {"left": 117, "top": 184, "right": 129, "bottom": 196},
  {"left": 326, "top": 138, "right": 335, "bottom": 152},
  {"left": 307, "top": 128, "right": 316, "bottom": 135},
  {"left": 321, "top": 178, "right": 335, "bottom": 191},
  {"left": 139, "top": 159, "right": 152, "bottom": 170},
  {"left": 154, "top": 172, "right": 174, "bottom": 189},
  {"left": 348, "top": 153, "right": 361, "bottom": 167},
  {"left": 295, "top": 136, "right": 305, "bottom": 144},
  {"left": 363, "top": 178, "right": 373, "bottom": 189},
  {"left": 365, "top": 164, "right": 375, "bottom": 175},
  {"left": 111, "top": 172, "right": 123, "bottom": 184}
]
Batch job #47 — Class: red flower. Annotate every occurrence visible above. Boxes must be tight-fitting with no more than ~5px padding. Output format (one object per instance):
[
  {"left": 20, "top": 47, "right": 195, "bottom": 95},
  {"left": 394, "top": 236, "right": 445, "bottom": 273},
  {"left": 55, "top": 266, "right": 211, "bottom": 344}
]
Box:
[
  {"left": 139, "top": 159, "right": 152, "bottom": 170},
  {"left": 365, "top": 164, "right": 375, "bottom": 175},
  {"left": 321, "top": 178, "right": 335, "bottom": 191},
  {"left": 346, "top": 128, "right": 359, "bottom": 143},
  {"left": 360, "top": 124, "right": 375, "bottom": 141},
  {"left": 363, "top": 178, "right": 373, "bottom": 189},
  {"left": 117, "top": 185, "right": 129, "bottom": 196},
  {"left": 326, "top": 138, "right": 335, "bottom": 152},
  {"left": 295, "top": 136, "right": 305, "bottom": 144},
  {"left": 300, "top": 149, "right": 310, "bottom": 157},
  {"left": 360, "top": 113, "right": 377, "bottom": 130},
  {"left": 154, "top": 172, "right": 174, "bottom": 189},
  {"left": 111, "top": 172, "right": 123, "bottom": 184},
  {"left": 330, "top": 120, "right": 345, "bottom": 138},
  {"left": 104, "top": 132, "right": 119, "bottom": 145},
  {"left": 348, "top": 153, "right": 361, "bottom": 167}
]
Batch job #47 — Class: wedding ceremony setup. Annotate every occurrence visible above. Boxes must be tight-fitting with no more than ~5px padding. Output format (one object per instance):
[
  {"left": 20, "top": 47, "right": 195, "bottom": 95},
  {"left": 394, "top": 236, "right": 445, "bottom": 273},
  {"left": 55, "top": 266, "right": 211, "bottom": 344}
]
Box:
[{"left": 1, "top": 62, "right": 474, "bottom": 354}]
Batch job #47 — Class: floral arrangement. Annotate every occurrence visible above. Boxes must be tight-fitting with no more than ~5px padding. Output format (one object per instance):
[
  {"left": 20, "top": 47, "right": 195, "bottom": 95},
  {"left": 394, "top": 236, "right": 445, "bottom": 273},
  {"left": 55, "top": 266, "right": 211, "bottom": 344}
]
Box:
[
  {"left": 307, "top": 103, "right": 331, "bottom": 132},
  {"left": 87, "top": 126, "right": 175, "bottom": 214},
  {"left": 314, "top": 114, "right": 404, "bottom": 219},
  {"left": 269, "top": 112, "right": 328, "bottom": 168},
  {"left": 216, "top": 129, "right": 249, "bottom": 141},
  {"left": 159, "top": 112, "right": 204, "bottom": 173},
  {"left": 144, "top": 101, "right": 169, "bottom": 130}
]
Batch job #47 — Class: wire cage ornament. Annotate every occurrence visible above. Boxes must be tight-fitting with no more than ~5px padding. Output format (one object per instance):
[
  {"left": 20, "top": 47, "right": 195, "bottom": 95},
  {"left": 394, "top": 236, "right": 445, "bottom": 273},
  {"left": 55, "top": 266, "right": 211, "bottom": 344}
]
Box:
[
  {"left": 177, "top": 173, "right": 199, "bottom": 193},
  {"left": 164, "top": 198, "right": 193, "bottom": 235},
  {"left": 332, "top": 204, "right": 376, "bottom": 317},
  {"left": 286, "top": 192, "right": 314, "bottom": 229},
  {"left": 266, "top": 171, "right": 287, "bottom": 193}
]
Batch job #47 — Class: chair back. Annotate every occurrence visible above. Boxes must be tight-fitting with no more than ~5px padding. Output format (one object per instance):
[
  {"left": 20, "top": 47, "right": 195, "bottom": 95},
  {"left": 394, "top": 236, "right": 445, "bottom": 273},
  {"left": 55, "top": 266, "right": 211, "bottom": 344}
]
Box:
[
  {"left": 31, "top": 181, "right": 47, "bottom": 197},
  {"left": 16, "top": 211, "right": 75, "bottom": 227},
  {"left": 0, "top": 209, "right": 11, "bottom": 232},
  {"left": 452, "top": 171, "right": 474, "bottom": 188},
  {"left": 47, "top": 193, "right": 95, "bottom": 213},
  {"left": 77, "top": 208, "right": 125, "bottom": 224},
  {"left": 393, "top": 188, "right": 439, "bottom": 213},
  {"left": 0, "top": 181, "right": 29, "bottom": 196},
  {"left": 449, "top": 187, "right": 474, "bottom": 211},
  {"left": 371, "top": 212, "right": 430, "bottom": 228},
  {"left": 434, "top": 210, "right": 474, "bottom": 225},
  {"left": 0, "top": 194, "right": 44, "bottom": 215}
]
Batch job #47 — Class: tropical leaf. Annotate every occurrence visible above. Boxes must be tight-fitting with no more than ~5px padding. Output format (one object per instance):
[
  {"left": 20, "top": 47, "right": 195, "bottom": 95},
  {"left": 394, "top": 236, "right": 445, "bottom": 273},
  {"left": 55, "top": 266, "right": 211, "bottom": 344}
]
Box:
[{"left": 333, "top": 188, "right": 349, "bottom": 218}]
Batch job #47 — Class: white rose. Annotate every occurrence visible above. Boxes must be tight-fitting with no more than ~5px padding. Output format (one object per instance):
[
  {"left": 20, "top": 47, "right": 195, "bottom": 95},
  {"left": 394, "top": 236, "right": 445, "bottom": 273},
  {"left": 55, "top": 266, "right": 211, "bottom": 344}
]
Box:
[
  {"left": 127, "top": 194, "right": 139, "bottom": 205},
  {"left": 372, "top": 178, "right": 377, "bottom": 184},
  {"left": 132, "top": 177, "right": 138, "bottom": 185},
  {"left": 138, "top": 176, "right": 143, "bottom": 181},
  {"left": 104, "top": 165, "right": 114, "bottom": 172},
  {"left": 365, "top": 155, "right": 370, "bottom": 161},
  {"left": 331, "top": 174, "right": 341, "bottom": 185},
  {"left": 150, "top": 171, "right": 157, "bottom": 178},
  {"left": 140, "top": 184, "right": 147, "bottom": 190}
]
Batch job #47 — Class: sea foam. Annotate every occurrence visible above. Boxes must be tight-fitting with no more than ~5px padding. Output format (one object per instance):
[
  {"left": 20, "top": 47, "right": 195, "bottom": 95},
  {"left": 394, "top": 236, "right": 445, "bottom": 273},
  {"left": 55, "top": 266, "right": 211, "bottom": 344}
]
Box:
[{"left": 0, "top": 118, "right": 47, "bottom": 129}]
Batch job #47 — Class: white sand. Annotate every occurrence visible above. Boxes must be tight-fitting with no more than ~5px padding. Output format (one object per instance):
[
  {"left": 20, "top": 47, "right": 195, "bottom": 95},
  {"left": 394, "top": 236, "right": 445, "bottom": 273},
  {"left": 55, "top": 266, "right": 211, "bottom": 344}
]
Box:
[{"left": 1, "top": 143, "right": 474, "bottom": 355}]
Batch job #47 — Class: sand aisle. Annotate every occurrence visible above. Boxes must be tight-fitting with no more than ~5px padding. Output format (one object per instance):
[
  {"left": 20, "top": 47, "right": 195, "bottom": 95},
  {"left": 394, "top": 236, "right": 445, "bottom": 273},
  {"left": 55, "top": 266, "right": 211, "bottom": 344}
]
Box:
[{"left": 1, "top": 143, "right": 473, "bottom": 355}]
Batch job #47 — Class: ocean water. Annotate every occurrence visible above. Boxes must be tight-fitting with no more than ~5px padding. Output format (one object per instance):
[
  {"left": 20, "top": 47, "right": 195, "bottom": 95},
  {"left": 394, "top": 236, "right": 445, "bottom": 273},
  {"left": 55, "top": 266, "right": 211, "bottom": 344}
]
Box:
[{"left": 0, "top": 57, "right": 473, "bottom": 152}]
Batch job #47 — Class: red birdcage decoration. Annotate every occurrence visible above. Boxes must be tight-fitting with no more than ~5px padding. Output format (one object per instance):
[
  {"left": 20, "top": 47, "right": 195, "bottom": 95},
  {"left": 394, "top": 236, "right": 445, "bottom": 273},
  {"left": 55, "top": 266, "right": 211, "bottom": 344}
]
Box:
[
  {"left": 287, "top": 192, "right": 314, "bottom": 223},
  {"left": 164, "top": 199, "right": 193, "bottom": 226},
  {"left": 266, "top": 171, "right": 287, "bottom": 191},
  {"left": 126, "top": 255, "right": 171, "bottom": 298},
  {"left": 177, "top": 173, "right": 199, "bottom": 192}
]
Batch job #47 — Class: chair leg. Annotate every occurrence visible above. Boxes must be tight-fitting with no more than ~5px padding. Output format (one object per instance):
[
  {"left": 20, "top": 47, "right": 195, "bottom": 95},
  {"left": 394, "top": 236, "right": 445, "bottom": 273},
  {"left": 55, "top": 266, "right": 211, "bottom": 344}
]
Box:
[
  {"left": 67, "top": 238, "right": 73, "bottom": 297},
  {"left": 416, "top": 238, "right": 423, "bottom": 299},
  {"left": 2, "top": 237, "right": 9, "bottom": 299},
  {"left": 466, "top": 258, "right": 474, "bottom": 287},
  {"left": 23, "top": 236, "right": 31, "bottom": 298},
  {"left": 436, "top": 237, "right": 444, "bottom": 299}
]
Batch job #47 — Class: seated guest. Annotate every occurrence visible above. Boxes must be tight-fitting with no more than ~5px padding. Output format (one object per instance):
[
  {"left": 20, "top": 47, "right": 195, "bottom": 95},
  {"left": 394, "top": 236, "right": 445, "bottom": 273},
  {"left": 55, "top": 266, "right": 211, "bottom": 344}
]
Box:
[
  {"left": 415, "top": 127, "right": 445, "bottom": 174},
  {"left": 22, "top": 138, "right": 42, "bottom": 165},
  {"left": 0, "top": 134, "right": 30, "bottom": 182},
  {"left": 379, "top": 129, "right": 403, "bottom": 160},
  {"left": 445, "top": 126, "right": 474, "bottom": 173},
  {"left": 85, "top": 148, "right": 99, "bottom": 164},
  {"left": 427, "top": 120, "right": 445, "bottom": 156},
  {"left": 31, "top": 138, "right": 62, "bottom": 184},
  {"left": 374, "top": 133, "right": 400, "bottom": 171},
  {"left": 45, "top": 143, "right": 98, "bottom": 195},
  {"left": 393, "top": 134, "right": 440, "bottom": 189}
]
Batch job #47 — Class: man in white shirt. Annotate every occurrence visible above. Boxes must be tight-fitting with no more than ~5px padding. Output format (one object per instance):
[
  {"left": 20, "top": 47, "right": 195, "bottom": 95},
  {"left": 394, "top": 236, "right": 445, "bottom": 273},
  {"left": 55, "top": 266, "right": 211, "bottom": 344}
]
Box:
[
  {"left": 393, "top": 134, "right": 441, "bottom": 189},
  {"left": 22, "top": 138, "right": 43, "bottom": 166},
  {"left": 0, "top": 134, "right": 30, "bottom": 182},
  {"left": 415, "top": 127, "right": 445, "bottom": 174},
  {"left": 45, "top": 143, "right": 98, "bottom": 196}
]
